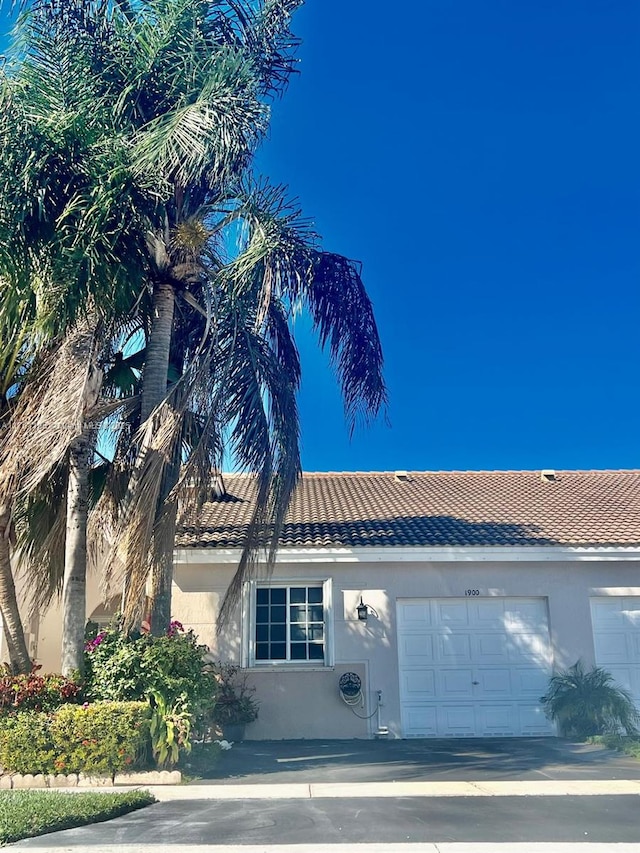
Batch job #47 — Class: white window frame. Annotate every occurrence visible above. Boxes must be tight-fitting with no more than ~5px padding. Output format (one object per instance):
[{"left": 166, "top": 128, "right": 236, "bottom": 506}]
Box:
[{"left": 243, "top": 578, "right": 334, "bottom": 668}]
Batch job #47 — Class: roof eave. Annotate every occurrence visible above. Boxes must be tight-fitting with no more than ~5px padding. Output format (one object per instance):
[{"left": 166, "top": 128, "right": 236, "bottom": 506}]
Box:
[{"left": 174, "top": 544, "right": 640, "bottom": 565}]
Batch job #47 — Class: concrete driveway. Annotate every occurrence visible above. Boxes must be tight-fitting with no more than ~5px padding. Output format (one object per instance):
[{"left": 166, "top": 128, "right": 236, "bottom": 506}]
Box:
[{"left": 195, "top": 737, "right": 640, "bottom": 784}]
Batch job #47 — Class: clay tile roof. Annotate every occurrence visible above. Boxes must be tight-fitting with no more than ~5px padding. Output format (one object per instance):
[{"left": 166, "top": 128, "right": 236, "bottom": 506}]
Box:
[{"left": 176, "top": 470, "right": 640, "bottom": 550}]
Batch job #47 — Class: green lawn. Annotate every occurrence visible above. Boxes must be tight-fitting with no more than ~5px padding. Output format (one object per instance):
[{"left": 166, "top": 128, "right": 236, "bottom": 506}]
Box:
[{"left": 0, "top": 790, "right": 156, "bottom": 845}]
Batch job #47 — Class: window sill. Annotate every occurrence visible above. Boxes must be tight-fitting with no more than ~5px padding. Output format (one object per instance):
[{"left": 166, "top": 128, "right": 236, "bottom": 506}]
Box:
[{"left": 248, "top": 665, "right": 335, "bottom": 672}]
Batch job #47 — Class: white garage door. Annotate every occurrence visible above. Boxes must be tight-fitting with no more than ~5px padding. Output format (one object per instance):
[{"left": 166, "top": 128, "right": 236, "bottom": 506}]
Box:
[
  {"left": 591, "top": 597, "right": 640, "bottom": 708},
  {"left": 397, "top": 597, "right": 554, "bottom": 737}
]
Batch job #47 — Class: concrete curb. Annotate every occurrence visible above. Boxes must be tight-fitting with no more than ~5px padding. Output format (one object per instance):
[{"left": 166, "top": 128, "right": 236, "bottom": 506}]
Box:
[
  {"left": 36, "top": 779, "right": 640, "bottom": 800},
  {"left": 7, "top": 778, "right": 640, "bottom": 799},
  {"left": 120, "top": 779, "right": 640, "bottom": 800},
  {"left": 10, "top": 844, "right": 640, "bottom": 852}
]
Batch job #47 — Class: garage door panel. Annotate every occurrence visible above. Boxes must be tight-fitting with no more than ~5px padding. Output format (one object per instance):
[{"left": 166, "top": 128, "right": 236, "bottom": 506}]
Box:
[
  {"left": 593, "top": 632, "right": 629, "bottom": 663},
  {"left": 400, "top": 633, "right": 436, "bottom": 665},
  {"left": 607, "top": 666, "right": 634, "bottom": 694},
  {"left": 624, "top": 606, "right": 640, "bottom": 627},
  {"left": 436, "top": 602, "right": 469, "bottom": 626},
  {"left": 506, "top": 633, "right": 551, "bottom": 666},
  {"left": 398, "top": 603, "right": 432, "bottom": 628},
  {"left": 474, "top": 633, "right": 509, "bottom": 663},
  {"left": 439, "top": 632, "right": 472, "bottom": 662},
  {"left": 477, "top": 668, "right": 512, "bottom": 695},
  {"left": 512, "top": 667, "right": 549, "bottom": 696},
  {"left": 398, "top": 597, "right": 553, "bottom": 738},
  {"left": 519, "top": 705, "right": 552, "bottom": 735},
  {"left": 400, "top": 669, "right": 437, "bottom": 700},
  {"left": 403, "top": 705, "right": 438, "bottom": 737},
  {"left": 504, "top": 600, "right": 548, "bottom": 633},
  {"left": 471, "top": 600, "right": 506, "bottom": 628},
  {"left": 591, "top": 600, "right": 624, "bottom": 625},
  {"left": 440, "top": 668, "right": 474, "bottom": 698},
  {"left": 438, "top": 704, "right": 476, "bottom": 736},
  {"left": 477, "top": 704, "right": 517, "bottom": 735}
]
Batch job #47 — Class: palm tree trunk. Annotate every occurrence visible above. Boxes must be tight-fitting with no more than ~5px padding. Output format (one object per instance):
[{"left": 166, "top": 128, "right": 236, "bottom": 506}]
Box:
[
  {"left": 141, "top": 281, "right": 175, "bottom": 423},
  {"left": 149, "top": 441, "right": 181, "bottom": 635},
  {"left": 0, "top": 506, "right": 30, "bottom": 674},
  {"left": 61, "top": 430, "right": 92, "bottom": 677},
  {"left": 140, "top": 280, "right": 176, "bottom": 634}
]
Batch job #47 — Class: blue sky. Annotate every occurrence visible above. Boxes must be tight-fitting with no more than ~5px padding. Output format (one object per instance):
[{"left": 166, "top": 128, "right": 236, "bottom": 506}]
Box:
[
  {"left": 2, "top": 1, "right": 638, "bottom": 473},
  {"left": 259, "top": 0, "right": 640, "bottom": 472}
]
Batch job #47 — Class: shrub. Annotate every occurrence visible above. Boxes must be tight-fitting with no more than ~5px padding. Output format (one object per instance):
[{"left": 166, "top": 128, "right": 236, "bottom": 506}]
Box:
[
  {"left": 0, "top": 665, "right": 81, "bottom": 714},
  {"left": 0, "top": 701, "right": 151, "bottom": 775},
  {"left": 0, "top": 713, "right": 56, "bottom": 774},
  {"left": 84, "top": 624, "right": 216, "bottom": 721},
  {"left": 50, "top": 701, "right": 151, "bottom": 775},
  {"left": 540, "top": 660, "right": 640, "bottom": 738},
  {"left": 209, "top": 662, "right": 259, "bottom": 728},
  {"left": 0, "top": 790, "right": 155, "bottom": 845}
]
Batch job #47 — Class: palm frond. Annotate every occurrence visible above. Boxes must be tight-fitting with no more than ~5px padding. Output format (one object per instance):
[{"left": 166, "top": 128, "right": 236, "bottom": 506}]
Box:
[
  {"left": 0, "top": 323, "right": 103, "bottom": 501},
  {"left": 248, "top": 0, "right": 303, "bottom": 97},
  {"left": 226, "top": 180, "right": 388, "bottom": 434},
  {"left": 13, "top": 467, "right": 68, "bottom": 616},
  {"left": 540, "top": 660, "right": 640, "bottom": 737}
]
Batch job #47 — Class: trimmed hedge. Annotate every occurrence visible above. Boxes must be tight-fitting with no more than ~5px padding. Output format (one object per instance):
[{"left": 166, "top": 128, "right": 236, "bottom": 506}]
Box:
[
  {"left": 0, "top": 701, "right": 151, "bottom": 775},
  {"left": 0, "top": 790, "right": 155, "bottom": 845}
]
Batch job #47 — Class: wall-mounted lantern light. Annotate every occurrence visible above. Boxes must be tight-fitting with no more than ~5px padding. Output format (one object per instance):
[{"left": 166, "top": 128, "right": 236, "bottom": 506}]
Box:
[{"left": 357, "top": 596, "right": 379, "bottom": 622}]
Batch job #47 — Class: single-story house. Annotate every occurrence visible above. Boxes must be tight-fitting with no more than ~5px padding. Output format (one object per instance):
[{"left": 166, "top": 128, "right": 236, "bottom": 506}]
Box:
[{"left": 4, "top": 469, "right": 640, "bottom": 740}]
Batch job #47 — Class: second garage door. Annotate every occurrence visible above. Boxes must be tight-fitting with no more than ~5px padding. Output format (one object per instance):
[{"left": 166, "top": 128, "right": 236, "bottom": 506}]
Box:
[
  {"left": 397, "top": 597, "right": 554, "bottom": 737},
  {"left": 591, "top": 596, "right": 640, "bottom": 710}
]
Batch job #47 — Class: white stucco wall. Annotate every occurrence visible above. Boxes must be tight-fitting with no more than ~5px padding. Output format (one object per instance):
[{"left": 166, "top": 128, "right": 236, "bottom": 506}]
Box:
[
  {"left": 21, "top": 548, "right": 640, "bottom": 741},
  {"left": 11, "top": 569, "right": 118, "bottom": 674},
  {"left": 172, "top": 550, "right": 640, "bottom": 740}
]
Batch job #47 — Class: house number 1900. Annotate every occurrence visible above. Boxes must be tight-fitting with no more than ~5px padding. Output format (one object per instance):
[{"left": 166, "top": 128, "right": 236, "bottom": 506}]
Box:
[{"left": 465, "top": 589, "right": 480, "bottom": 596}]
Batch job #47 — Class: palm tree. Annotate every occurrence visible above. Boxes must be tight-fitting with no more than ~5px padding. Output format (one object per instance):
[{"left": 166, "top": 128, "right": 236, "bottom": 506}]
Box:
[
  {"left": 540, "top": 661, "right": 640, "bottom": 737},
  {"left": 0, "top": 2, "right": 152, "bottom": 673},
  {"left": 87, "top": 0, "right": 387, "bottom": 632},
  {"left": 0, "top": 0, "right": 387, "bottom": 652}
]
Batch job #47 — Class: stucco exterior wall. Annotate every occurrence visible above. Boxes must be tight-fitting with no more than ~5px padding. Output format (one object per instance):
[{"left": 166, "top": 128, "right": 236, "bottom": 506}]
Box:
[
  {"left": 172, "top": 554, "right": 640, "bottom": 740},
  {"left": 3, "top": 570, "right": 118, "bottom": 673},
  {"left": 13, "top": 552, "right": 640, "bottom": 741}
]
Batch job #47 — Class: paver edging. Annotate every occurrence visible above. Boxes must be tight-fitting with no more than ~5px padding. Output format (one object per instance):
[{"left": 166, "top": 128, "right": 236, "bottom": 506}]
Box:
[{"left": 0, "top": 769, "right": 181, "bottom": 789}]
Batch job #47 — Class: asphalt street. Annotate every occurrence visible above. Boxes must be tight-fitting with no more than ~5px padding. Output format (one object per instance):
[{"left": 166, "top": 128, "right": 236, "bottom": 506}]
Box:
[{"left": 11, "top": 795, "right": 640, "bottom": 847}]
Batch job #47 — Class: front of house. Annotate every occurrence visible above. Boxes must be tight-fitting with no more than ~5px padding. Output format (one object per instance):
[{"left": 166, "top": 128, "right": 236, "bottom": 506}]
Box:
[{"left": 5, "top": 469, "right": 640, "bottom": 740}]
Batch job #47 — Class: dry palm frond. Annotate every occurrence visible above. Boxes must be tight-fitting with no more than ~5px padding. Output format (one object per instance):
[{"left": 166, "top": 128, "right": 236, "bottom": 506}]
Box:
[
  {"left": 106, "top": 400, "right": 183, "bottom": 624},
  {"left": 13, "top": 470, "right": 68, "bottom": 617},
  {"left": 0, "top": 323, "right": 103, "bottom": 503}
]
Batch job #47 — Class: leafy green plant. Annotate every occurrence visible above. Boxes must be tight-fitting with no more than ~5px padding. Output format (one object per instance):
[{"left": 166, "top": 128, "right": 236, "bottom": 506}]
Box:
[
  {"left": 149, "top": 691, "right": 192, "bottom": 768},
  {"left": 0, "top": 664, "right": 81, "bottom": 714},
  {"left": 0, "top": 790, "right": 155, "bottom": 845},
  {"left": 540, "top": 661, "right": 640, "bottom": 738},
  {"left": 84, "top": 624, "right": 216, "bottom": 725},
  {"left": 0, "top": 701, "right": 151, "bottom": 775},
  {"left": 589, "top": 734, "right": 640, "bottom": 759},
  {"left": 209, "top": 662, "right": 259, "bottom": 728}
]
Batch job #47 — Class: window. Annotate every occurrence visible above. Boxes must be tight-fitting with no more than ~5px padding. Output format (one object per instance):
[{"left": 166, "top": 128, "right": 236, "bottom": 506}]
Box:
[{"left": 249, "top": 582, "right": 331, "bottom": 665}]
